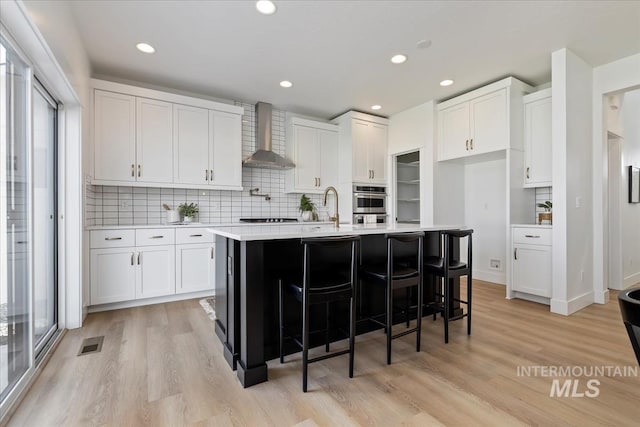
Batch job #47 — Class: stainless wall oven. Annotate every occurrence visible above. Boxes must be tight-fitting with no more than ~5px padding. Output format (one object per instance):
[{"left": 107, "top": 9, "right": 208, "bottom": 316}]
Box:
[
  {"left": 352, "top": 185, "right": 387, "bottom": 214},
  {"left": 353, "top": 214, "right": 387, "bottom": 224}
]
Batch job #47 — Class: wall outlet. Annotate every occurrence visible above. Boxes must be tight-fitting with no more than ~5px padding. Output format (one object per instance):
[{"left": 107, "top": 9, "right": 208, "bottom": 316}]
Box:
[{"left": 490, "top": 259, "right": 501, "bottom": 270}]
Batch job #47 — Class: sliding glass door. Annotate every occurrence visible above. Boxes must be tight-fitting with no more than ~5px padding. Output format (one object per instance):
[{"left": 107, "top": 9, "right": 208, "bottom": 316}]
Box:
[
  {"left": 1, "top": 36, "right": 31, "bottom": 402},
  {"left": 32, "top": 82, "right": 58, "bottom": 355},
  {"left": 1, "top": 36, "right": 59, "bottom": 405}
]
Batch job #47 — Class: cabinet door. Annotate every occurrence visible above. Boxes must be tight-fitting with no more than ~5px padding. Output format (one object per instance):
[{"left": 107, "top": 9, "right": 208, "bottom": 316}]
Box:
[
  {"left": 136, "top": 245, "right": 175, "bottom": 299},
  {"left": 173, "top": 104, "right": 210, "bottom": 185},
  {"left": 369, "top": 124, "right": 387, "bottom": 183},
  {"left": 318, "top": 129, "right": 338, "bottom": 189},
  {"left": 294, "top": 125, "right": 321, "bottom": 191},
  {"left": 136, "top": 97, "right": 173, "bottom": 183},
  {"left": 90, "top": 248, "right": 136, "bottom": 304},
  {"left": 470, "top": 89, "right": 507, "bottom": 155},
  {"left": 512, "top": 244, "right": 552, "bottom": 297},
  {"left": 439, "top": 102, "right": 470, "bottom": 161},
  {"left": 176, "top": 243, "right": 215, "bottom": 294},
  {"left": 94, "top": 90, "right": 136, "bottom": 182},
  {"left": 524, "top": 96, "right": 552, "bottom": 186},
  {"left": 352, "top": 119, "right": 371, "bottom": 182},
  {"left": 210, "top": 110, "right": 242, "bottom": 188}
]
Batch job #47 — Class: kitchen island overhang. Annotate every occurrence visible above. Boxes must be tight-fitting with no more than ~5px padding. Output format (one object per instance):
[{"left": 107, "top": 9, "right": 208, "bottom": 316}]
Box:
[{"left": 208, "top": 223, "right": 465, "bottom": 388}]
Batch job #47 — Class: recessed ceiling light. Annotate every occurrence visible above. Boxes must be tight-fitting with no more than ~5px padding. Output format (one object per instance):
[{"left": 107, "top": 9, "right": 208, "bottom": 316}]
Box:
[
  {"left": 256, "top": 1, "right": 277, "bottom": 15},
  {"left": 280, "top": 80, "right": 293, "bottom": 88},
  {"left": 136, "top": 43, "right": 155, "bottom": 54},
  {"left": 371, "top": 105, "right": 382, "bottom": 110},
  {"left": 390, "top": 54, "right": 407, "bottom": 64},
  {"left": 440, "top": 79, "right": 454, "bottom": 87}
]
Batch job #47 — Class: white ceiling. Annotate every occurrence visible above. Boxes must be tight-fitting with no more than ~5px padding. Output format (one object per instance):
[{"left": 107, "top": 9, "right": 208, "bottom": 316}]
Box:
[{"left": 61, "top": 1, "right": 640, "bottom": 119}]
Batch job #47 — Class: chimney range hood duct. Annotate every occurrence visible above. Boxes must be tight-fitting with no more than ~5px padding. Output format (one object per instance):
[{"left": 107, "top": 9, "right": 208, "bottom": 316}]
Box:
[{"left": 242, "top": 102, "right": 295, "bottom": 169}]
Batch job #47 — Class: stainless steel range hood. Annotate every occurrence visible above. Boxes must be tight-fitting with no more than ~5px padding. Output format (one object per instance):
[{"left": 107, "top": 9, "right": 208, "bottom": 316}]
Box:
[{"left": 242, "top": 102, "right": 295, "bottom": 169}]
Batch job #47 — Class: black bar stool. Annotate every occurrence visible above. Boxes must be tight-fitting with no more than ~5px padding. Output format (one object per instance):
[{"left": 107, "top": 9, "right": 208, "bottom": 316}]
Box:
[
  {"left": 278, "top": 235, "right": 360, "bottom": 392},
  {"left": 618, "top": 287, "right": 640, "bottom": 366},
  {"left": 425, "top": 229, "right": 473, "bottom": 343},
  {"left": 361, "top": 232, "right": 424, "bottom": 365}
]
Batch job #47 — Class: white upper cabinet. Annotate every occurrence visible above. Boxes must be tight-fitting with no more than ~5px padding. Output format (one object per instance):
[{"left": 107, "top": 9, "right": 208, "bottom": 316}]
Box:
[
  {"left": 523, "top": 89, "right": 552, "bottom": 187},
  {"left": 332, "top": 112, "right": 389, "bottom": 185},
  {"left": 94, "top": 90, "right": 136, "bottom": 182},
  {"left": 437, "top": 78, "right": 532, "bottom": 161},
  {"left": 285, "top": 117, "right": 339, "bottom": 193},
  {"left": 136, "top": 97, "right": 173, "bottom": 183},
  {"left": 92, "top": 79, "right": 244, "bottom": 190},
  {"left": 210, "top": 110, "right": 243, "bottom": 189},
  {"left": 469, "top": 89, "right": 507, "bottom": 155},
  {"left": 439, "top": 102, "right": 470, "bottom": 161},
  {"left": 173, "top": 104, "right": 210, "bottom": 185}
]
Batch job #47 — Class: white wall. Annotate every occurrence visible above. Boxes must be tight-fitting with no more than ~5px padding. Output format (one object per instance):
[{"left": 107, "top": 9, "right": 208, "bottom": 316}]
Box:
[
  {"left": 20, "top": 0, "right": 92, "bottom": 327},
  {"left": 620, "top": 89, "right": 640, "bottom": 287},
  {"left": 551, "top": 48, "right": 594, "bottom": 315},
  {"left": 388, "top": 101, "right": 435, "bottom": 225},
  {"left": 464, "top": 158, "right": 507, "bottom": 284},
  {"left": 592, "top": 53, "right": 640, "bottom": 303}
]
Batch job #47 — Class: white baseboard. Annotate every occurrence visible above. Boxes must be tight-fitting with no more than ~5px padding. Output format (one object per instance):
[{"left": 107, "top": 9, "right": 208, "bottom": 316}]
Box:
[
  {"left": 550, "top": 291, "right": 594, "bottom": 316},
  {"left": 593, "top": 289, "right": 610, "bottom": 304},
  {"left": 623, "top": 271, "right": 640, "bottom": 289},
  {"left": 88, "top": 290, "right": 214, "bottom": 313},
  {"left": 473, "top": 269, "right": 506, "bottom": 285},
  {"left": 512, "top": 291, "right": 550, "bottom": 305}
]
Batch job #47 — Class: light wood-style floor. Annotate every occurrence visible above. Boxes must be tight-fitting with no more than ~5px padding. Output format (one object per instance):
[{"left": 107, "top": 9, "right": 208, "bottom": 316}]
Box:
[{"left": 6, "top": 281, "right": 640, "bottom": 426}]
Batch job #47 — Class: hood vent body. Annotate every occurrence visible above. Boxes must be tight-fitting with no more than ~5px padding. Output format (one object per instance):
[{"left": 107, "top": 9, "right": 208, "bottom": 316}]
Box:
[{"left": 243, "top": 102, "right": 295, "bottom": 169}]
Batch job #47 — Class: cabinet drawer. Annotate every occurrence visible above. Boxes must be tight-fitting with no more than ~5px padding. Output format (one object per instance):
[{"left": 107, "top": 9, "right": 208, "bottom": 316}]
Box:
[
  {"left": 176, "top": 227, "right": 214, "bottom": 244},
  {"left": 512, "top": 228, "right": 551, "bottom": 246},
  {"left": 90, "top": 230, "right": 135, "bottom": 248},
  {"left": 136, "top": 228, "right": 175, "bottom": 246}
]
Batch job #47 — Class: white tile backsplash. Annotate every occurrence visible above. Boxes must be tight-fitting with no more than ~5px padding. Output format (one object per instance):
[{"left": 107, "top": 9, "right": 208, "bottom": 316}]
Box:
[{"left": 85, "top": 102, "right": 326, "bottom": 226}]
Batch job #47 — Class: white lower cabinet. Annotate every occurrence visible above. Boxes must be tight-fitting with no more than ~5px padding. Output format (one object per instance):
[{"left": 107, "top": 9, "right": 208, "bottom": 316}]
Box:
[
  {"left": 90, "top": 228, "right": 213, "bottom": 307},
  {"left": 90, "top": 248, "right": 137, "bottom": 305},
  {"left": 176, "top": 243, "right": 215, "bottom": 294},
  {"left": 511, "top": 226, "right": 552, "bottom": 300},
  {"left": 137, "top": 245, "right": 176, "bottom": 299}
]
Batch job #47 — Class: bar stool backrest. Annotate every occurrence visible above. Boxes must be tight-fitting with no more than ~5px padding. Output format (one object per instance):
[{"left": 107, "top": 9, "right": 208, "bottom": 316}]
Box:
[
  {"left": 385, "top": 232, "right": 425, "bottom": 276},
  {"left": 442, "top": 229, "right": 473, "bottom": 272},
  {"left": 619, "top": 288, "right": 640, "bottom": 366},
  {"left": 300, "top": 235, "right": 360, "bottom": 292}
]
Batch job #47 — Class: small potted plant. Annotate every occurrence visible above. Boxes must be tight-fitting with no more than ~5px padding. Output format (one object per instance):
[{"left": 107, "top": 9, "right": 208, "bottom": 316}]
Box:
[
  {"left": 537, "top": 201, "right": 552, "bottom": 225},
  {"left": 299, "top": 194, "right": 316, "bottom": 222},
  {"left": 178, "top": 202, "right": 199, "bottom": 223}
]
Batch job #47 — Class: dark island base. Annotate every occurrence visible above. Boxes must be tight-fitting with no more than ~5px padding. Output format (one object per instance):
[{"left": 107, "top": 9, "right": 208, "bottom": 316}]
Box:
[{"left": 215, "top": 232, "right": 463, "bottom": 388}]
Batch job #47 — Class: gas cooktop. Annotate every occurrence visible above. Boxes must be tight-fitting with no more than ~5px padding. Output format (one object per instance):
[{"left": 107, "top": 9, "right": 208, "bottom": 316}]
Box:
[{"left": 239, "top": 218, "right": 299, "bottom": 223}]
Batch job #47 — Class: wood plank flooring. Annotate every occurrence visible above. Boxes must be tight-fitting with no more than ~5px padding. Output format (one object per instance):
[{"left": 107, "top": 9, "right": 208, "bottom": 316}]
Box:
[{"left": 6, "top": 281, "right": 640, "bottom": 426}]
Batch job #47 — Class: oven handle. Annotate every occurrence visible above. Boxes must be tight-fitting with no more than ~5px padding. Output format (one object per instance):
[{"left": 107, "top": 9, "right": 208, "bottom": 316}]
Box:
[{"left": 353, "top": 192, "right": 387, "bottom": 197}]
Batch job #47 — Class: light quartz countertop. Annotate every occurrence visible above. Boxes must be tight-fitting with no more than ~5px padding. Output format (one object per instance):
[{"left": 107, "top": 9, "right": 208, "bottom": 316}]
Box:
[
  {"left": 511, "top": 224, "right": 553, "bottom": 229},
  {"left": 207, "top": 223, "right": 463, "bottom": 241},
  {"left": 85, "top": 221, "right": 334, "bottom": 231}
]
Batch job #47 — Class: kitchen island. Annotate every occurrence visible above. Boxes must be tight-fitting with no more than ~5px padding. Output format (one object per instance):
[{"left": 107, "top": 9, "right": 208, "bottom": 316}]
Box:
[{"left": 208, "top": 223, "right": 464, "bottom": 387}]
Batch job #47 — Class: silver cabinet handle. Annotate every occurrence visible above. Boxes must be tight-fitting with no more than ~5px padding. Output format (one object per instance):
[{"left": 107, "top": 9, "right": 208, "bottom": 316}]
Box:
[
  {"left": 227, "top": 256, "right": 233, "bottom": 276},
  {"left": 138, "top": 164, "right": 141, "bottom": 177},
  {"left": 514, "top": 248, "right": 518, "bottom": 260},
  {"left": 318, "top": 177, "right": 320, "bottom": 186},
  {"left": 131, "top": 253, "right": 134, "bottom": 265},
  {"left": 105, "top": 237, "right": 122, "bottom": 241},
  {"left": 150, "top": 235, "right": 164, "bottom": 239},
  {"left": 205, "top": 169, "right": 209, "bottom": 181},
  {"left": 526, "top": 167, "right": 530, "bottom": 179},
  {"left": 466, "top": 140, "right": 469, "bottom": 151},
  {"left": 210, "top": 170, "right": 213, "bottom": 181},
  {"left": 470, "top": 138, "right": 474, "bottom": 150},
  {"left": 137, "top": 252, "right": 141, "bottom": 265},
  {"left": 524, "top": 235, "right": 540, "bottom": 238},
  {"left": 211, "top": 247, "right": 215, "bottom": 259},
  {"left": 190, "top": 234, "right": 203, "bottom": 237},
  {"left": 131, "top": 164, "right": 135, "bottom": 177},
  {"left": 372, "top": 170, "right": 374, "bottom": 179}
]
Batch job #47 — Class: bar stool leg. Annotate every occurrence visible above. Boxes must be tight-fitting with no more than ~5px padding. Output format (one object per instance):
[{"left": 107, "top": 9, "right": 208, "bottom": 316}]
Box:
[
  {"left": 302, "top": 291, "right": 310, "bottom": 392},
  {"left": 417, "top": 278, "right": 423, "bottom": 352},
  {"left": 444, "top": 275, "right": 450, "bottom": 344},
  {"left": 325, "top": 302, "right": 330, "bottom": 352},
  {"left": 386, "top": 281, "right": 392, "bottom": 365},
  {"left": 467, "top": 275, "right": 472, "bottom": 336},
  {"left": 406, "top": 288, "right": 410, "bottom": 328},
  {"left": 349, "top": 294, "right": 355, "bottom": 378},
  {"left": 279, "top": 279, "right": 284, "bottom": 363}
]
